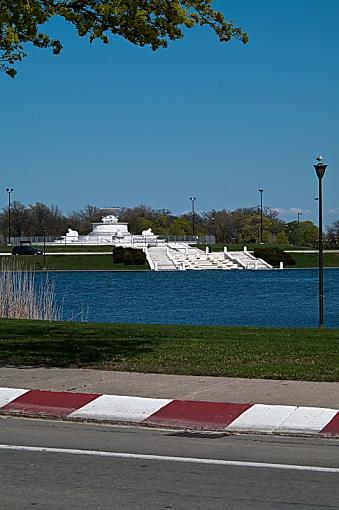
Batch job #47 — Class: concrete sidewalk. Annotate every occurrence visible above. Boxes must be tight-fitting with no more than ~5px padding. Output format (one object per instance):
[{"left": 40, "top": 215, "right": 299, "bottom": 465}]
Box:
[{"left": 1, "top": 367, "right": 338, "bottom": 408}]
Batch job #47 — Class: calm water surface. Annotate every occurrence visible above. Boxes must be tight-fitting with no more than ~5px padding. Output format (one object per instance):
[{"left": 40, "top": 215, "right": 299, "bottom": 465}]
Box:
[{"left": 44, "top": 269, "right": 339, "bottom": 328}]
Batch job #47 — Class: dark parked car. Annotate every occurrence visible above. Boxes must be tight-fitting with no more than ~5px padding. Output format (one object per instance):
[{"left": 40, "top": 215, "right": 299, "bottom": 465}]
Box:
[{"left": 11, "top": 246, "right": 43, "bottom": 255}]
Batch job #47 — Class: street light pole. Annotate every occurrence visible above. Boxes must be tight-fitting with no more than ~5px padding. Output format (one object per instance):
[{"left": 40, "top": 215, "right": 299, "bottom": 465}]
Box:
[
  {"left": 259, "top": 189, "right": 264, "bottom": 243},
  {"left": 313, "top": 156, "right": 328, "bottom": 327},
  {"left": 6, "top": 188, "right": 14, "bottom": 245},
  {"left": 297, "top": 212, "right": 302, "bottom": 245},
  {"left": 189, "top": 197, "right": 196, "bottom": 238},
  {"left": 42, "top": 226, "right": 46, "bottom": 270}
]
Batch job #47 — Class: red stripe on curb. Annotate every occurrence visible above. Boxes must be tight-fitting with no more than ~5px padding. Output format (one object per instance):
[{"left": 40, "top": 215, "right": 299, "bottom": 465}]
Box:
[
  {"left": 322, "top": 412, "right": 339, "bottom": 435},
  {"left": 1, "top": 390, "right": 101, "bottom": 418},
  {"left": 144, "top": 400, "right": 252, "bottom": 430}
]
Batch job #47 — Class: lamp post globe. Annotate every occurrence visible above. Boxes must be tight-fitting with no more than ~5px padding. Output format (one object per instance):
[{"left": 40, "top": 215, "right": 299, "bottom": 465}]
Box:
[{"left": 313, "top": 156, "right": 328, "bottom": 327}]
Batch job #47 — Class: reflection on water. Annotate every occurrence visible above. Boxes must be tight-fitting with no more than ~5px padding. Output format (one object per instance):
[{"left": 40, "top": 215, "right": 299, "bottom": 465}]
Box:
[{"left": 39, "top": 269, "right": 339, "bottom": 328}]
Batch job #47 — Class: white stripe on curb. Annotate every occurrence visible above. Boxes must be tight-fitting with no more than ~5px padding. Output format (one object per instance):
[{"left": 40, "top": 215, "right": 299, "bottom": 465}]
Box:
[
  {"left": 70, "top": 395, "right": 172, "bottom": 422},
  {"left": 1, "top": 444, "right": 339, "bottom": 473},
  {"left": 0, "top": 388, "right": 28, "bottom": 409},
  {"left": 277, "top": 407, "right": 339, "bottom": 433},
  {"left": 227, "top": 404, "right": 339, "bottom": 434},
  {"left": 227, "top": 404, "right": 296, "bottom": 433}
]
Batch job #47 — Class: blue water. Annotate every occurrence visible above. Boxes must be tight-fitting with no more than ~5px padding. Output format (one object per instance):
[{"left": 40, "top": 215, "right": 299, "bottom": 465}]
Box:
[{"left": 40, "top": 269, "right": 339, "bottom": 328}]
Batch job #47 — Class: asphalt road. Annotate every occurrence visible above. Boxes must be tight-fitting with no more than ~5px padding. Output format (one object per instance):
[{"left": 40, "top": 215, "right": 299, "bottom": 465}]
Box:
[{"left": 1, "top": 417, "right": 339, "bottom": 509}]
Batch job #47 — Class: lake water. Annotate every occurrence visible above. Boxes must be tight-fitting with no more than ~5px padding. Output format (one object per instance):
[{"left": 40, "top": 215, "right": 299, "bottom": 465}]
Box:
[{"left": 42, "top": 269, "right": 339, "bottom": 328}]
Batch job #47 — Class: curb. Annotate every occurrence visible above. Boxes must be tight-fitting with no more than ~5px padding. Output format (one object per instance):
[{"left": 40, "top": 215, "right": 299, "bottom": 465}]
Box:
[{"left": 1, "top": 387, "right": 339, "bottom": 437}]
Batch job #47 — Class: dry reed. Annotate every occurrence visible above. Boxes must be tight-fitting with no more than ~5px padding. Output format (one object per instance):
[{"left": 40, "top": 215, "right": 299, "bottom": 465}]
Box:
[{"left": 0, "top": 258, "right": 62, "bottom": 320}]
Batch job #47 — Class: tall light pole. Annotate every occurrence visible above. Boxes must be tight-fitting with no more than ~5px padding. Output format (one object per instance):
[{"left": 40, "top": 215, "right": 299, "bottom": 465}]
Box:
[
  {"left": 6, "top": 188, "right": 14, "bottom": 245},
  {"left": 313, "top": 156, "right": 328, "bottom": 327},
  {"left": 189, "top": 197, "right": 196, "bottom": 238},
  {"left": 42, "top": 223, "right": 47, "bottom": 270},
  {"left": 297, "top": 212, "right": 302, "bottom": 245},
  {"left": 259, "top": 189, "right": 264, "bottom": 244}
]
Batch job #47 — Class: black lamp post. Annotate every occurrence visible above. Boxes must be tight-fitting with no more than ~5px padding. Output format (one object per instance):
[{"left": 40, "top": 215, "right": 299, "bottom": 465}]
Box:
[
  {"left": 313, "top": 156, "right": 328, "bottom": 327},
  {"left": 42, "top": 225, "right": 47, "bottom": 270},
  {"left": 189, "top": 197, "right": 196, "bottom": 238},
  {"left": 259, "top": 189, "right": 264, "bottom": 243},
  {"left": 6, "top": 188, "right": 14, "bottom": 245},
  {"left": 297, "top": 212, "right": 302, "bottom": 245}
]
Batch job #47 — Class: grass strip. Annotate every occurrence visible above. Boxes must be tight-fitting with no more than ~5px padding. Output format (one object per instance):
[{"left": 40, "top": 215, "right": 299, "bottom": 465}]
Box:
[
  {"left": 0, "top": 255, "right": 149, "bottom": 271},
  {"left": 292, "top": 252, "right": 339, "bottom": 268},
  {"left": 0, "top": 319, "right": 338, "bottom": 381}
]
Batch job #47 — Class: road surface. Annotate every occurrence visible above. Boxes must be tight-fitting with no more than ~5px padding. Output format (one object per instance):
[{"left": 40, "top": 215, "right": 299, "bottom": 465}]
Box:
[{"left": 1, "top": 417, "right": 338, "bottom": 509}]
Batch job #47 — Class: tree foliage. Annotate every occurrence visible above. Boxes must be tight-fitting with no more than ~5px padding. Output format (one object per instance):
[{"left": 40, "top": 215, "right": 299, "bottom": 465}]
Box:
[
  {"left": 327, "top": 220, "right": 339, "bottom": 247},
  {"left": 0, "top": 200, "right": 68, "bottom": 236},
  {"left": 285, "top": 220, "right": 319, "bottom": 248},
  {"left": 0, "top": 0, "right": 248, "bottom": 77},
  {"left": 1, "top": 200, "right": 332, "bottom": 249}
]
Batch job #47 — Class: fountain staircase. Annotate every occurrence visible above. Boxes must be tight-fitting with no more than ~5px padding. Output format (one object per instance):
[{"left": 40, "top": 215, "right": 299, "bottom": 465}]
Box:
[
  {"left": 146, "top": 244, "right": 272, "bottom": 271},
  {"left": 228, "top": 251, "right": 272, "bottom": 269},
  {"left": 146, "top": 246, "right": 178, "bottom": 271}
]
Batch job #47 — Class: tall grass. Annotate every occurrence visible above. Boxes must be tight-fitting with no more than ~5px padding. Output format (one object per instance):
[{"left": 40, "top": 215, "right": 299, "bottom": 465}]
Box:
[{"left": 0, "top": 259, "right": 62, "bottom": 320}]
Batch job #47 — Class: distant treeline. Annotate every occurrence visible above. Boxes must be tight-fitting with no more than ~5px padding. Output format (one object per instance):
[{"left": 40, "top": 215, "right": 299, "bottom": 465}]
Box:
[{"left": 1, "top": 202, "right": 338, "bottom": 247}]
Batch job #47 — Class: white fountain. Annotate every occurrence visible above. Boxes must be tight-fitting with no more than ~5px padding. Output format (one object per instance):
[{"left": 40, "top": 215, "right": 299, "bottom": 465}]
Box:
[{"left": 55, "top": 215, "right": 159, "bottom": 246}]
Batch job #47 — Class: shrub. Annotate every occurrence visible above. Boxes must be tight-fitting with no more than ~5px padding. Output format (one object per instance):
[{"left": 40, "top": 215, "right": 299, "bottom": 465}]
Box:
[
  {"left": 112, "top": 247, "right": 146, "bottom": 265},
  {"left": 112, "top": 247, "right": 126, "bottom": 263},
  {"left": 123, "top": 248, "right": 146, "bottom": 265},
  {"left": 130, "top": 253, "right": 147, "bottom": 265},
  {"left": 254, "top": 247, "right": 296, "bottom": 267}
]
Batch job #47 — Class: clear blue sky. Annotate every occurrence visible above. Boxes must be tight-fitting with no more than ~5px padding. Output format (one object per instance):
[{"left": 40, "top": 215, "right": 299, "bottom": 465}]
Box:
[{"left": 1, "top": 0, "right": 338, "bottom": 227}]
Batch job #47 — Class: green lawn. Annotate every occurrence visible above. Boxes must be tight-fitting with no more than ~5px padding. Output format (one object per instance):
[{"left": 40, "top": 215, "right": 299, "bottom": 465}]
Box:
[
  {"left": 292, "top": 252, "right": 339, "bottom": 268},
  {"left": 0, "top": 255, "right": 149, "bottom": 271},
  {"left": 0, "top": 245, "right": 119, "bottom": 253},
  {"left": 43, "top": 245, "right": 115, "bottom": 252},
  {"left": 0, "top": 319, "right": 338, "bottom": 381}
]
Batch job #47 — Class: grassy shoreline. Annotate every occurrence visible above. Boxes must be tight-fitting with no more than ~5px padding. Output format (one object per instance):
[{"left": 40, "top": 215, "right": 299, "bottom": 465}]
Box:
[
  {"left": 0, "top": 254, "right": 149, "bottom": 271},
  {"left": 0, "top": 319, "right": 338, "bottom": 381}
]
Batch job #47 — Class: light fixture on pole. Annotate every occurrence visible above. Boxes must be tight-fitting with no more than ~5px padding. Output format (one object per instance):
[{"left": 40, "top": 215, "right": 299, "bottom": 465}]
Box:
[
  {"left": 259, "top": 189, "right": 264, "bottom": 243},
  {"left": 313, "top": 156, "right": 328, "bottom": 327},
  {"left": 6, "top": 188, "right": 14, "bottom": 245},
  {"left": 189, "top": 197, "right": 196, "bottom": 238}
]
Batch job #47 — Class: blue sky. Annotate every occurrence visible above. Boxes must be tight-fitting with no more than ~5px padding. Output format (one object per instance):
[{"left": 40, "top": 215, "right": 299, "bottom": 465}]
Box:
[{"left": 1, "top": 0, "right": 338, "bottom": 227}]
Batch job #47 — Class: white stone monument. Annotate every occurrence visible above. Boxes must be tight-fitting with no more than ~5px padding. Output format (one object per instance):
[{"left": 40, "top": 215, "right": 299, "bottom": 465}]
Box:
[
  {"left": 55, "top": 214, "right": 159, "bottom": 246},
  {"left": 65, "top": 228, "right": 79, "bottom": 241}
]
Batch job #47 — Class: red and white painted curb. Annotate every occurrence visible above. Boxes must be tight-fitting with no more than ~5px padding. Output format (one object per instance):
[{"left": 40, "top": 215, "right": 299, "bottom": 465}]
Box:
[{"left": 1, "top": 387, "right": 339, "bottom": 436}]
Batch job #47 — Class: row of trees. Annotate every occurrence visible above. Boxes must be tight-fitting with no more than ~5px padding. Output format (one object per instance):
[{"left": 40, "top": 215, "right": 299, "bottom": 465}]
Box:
[
  {"left": 118, "top": 205, "right": 324, "bottom": 247},
  {"left": 0, "top": 202, "right": 101, "bottom": 238},
  {"left": 1, "top": 201, "right": 338, "bottom": 248}
]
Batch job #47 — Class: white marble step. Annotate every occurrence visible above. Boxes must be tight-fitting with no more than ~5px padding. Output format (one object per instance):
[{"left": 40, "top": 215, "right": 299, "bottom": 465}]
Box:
[{"left": 147, "top": 247, "right": 178, "bottom": 271}]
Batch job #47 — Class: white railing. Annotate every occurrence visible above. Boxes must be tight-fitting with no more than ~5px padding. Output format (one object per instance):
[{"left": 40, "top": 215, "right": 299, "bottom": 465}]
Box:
[
  {"left": 166, "top": 247, "right": 184, "bottom": 270},
  {"left": 224, "top": 251, "right": 246, "bottom": 269}
]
